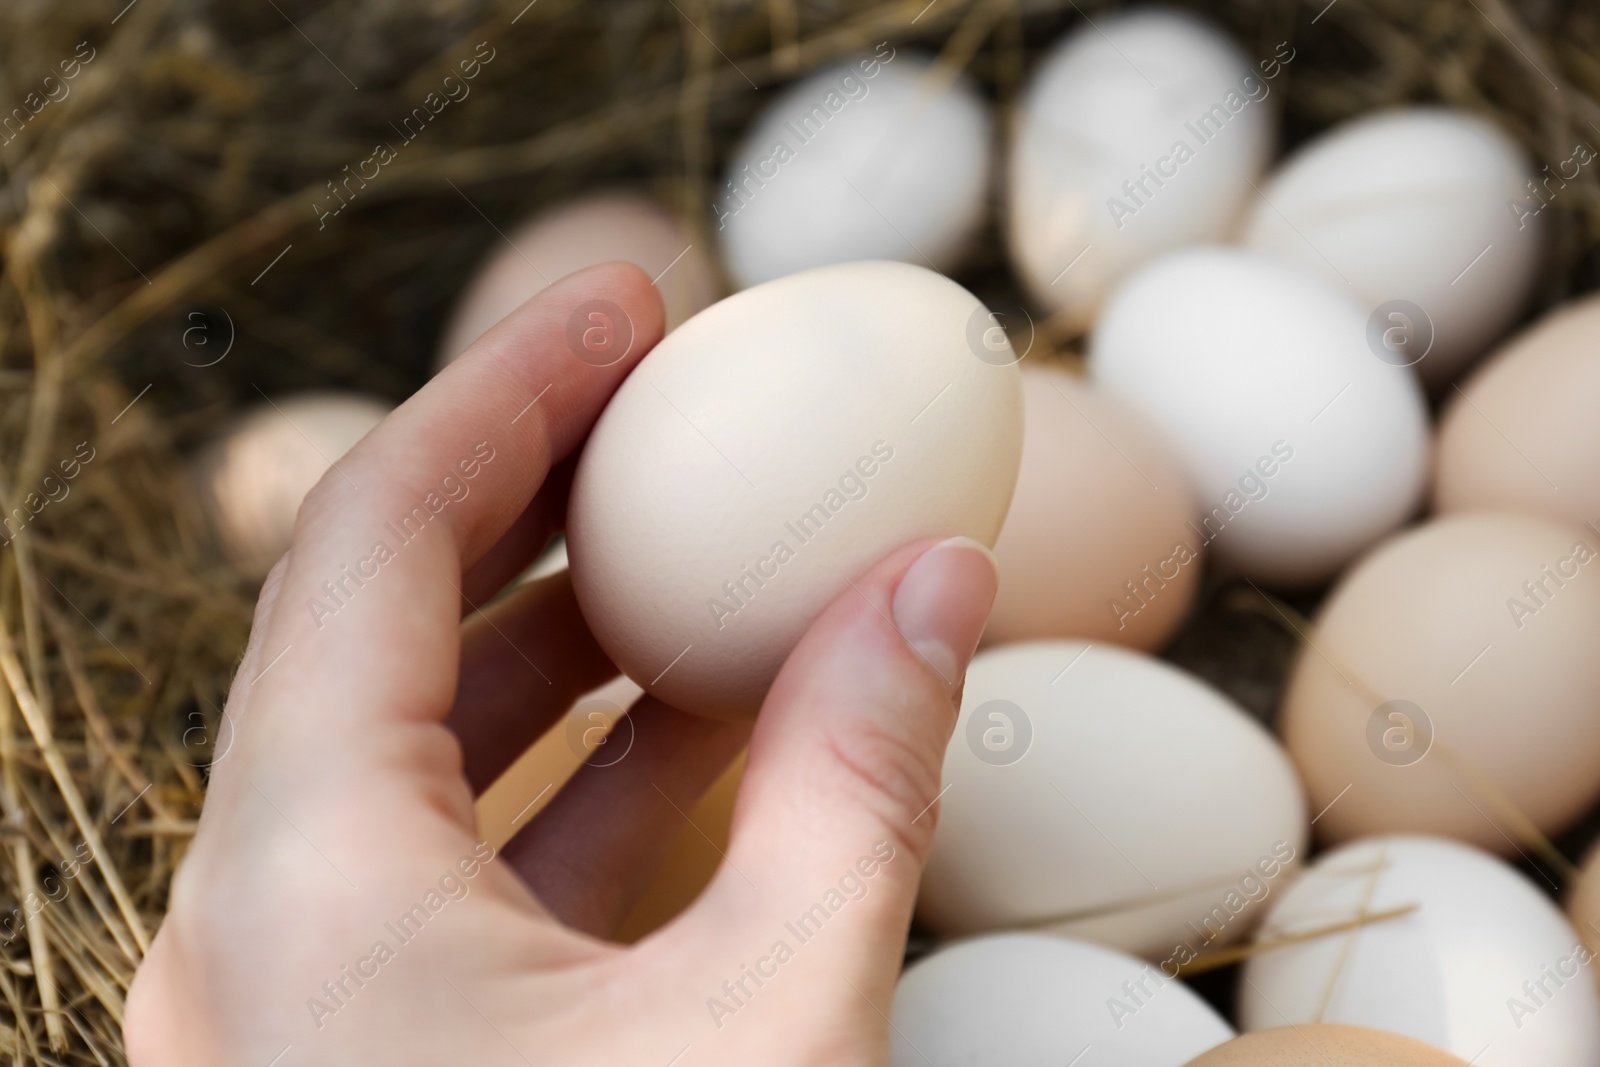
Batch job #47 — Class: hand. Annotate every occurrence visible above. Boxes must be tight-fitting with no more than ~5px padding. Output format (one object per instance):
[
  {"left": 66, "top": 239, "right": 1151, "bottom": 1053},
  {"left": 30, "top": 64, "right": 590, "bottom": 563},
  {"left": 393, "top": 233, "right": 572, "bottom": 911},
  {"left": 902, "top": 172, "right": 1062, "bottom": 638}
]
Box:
[{"left": 123, "top": 263, "right": 999, "bottom": 1066}]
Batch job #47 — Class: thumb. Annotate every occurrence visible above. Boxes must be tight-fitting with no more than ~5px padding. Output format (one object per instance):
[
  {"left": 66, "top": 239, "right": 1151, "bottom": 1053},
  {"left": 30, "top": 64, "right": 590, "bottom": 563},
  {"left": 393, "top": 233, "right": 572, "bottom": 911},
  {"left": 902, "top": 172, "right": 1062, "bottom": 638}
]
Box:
[{"left": 669, "top": 537, "right": 996, "bottom": 1035}]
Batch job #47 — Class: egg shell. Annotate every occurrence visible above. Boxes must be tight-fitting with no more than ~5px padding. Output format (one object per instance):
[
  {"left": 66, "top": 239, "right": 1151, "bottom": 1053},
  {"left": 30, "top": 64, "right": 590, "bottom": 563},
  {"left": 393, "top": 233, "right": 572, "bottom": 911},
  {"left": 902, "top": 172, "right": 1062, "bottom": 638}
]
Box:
[
  {"left": 1280, "top": 512, "right": 1600, "bottom": 851},
  {"left": 436, "top": 191, "right": 718, "bottom": 368},
  {"left": 986, "top": 366, "right": 1202, "bottom": 650},
  {"left": 1568, "top": 842, "right": 1600, "bottom": 969},
  {"left": 568, "top": 261, "right": 1024, "bottom": 720},
  {"left": 1008, "top": 8, "right": 1274, "bottom": 331},
  {"left": 1186, "top": 1025, "right": 1468, "bottom": 1066},
  {"left": 1089, "top": 246, "right": 1430, "bottom": 586},
  {"left": 1243, "top": 107, "right": 1541, "bottom": 387},
  {"left": 918, "top": 640, "right": 1307, "bottom": 958},
  {"left": 717, "top": 51, "right": 991, "bottom": 289},
  {"left": 891, "top": 933, "right": 1234, "bottom": 1067},
  {"left": 192, "top": 392, "right": 391, "bottom": 575},
  {"left": 1239, "top": 834, "right": 1600, "bottom": 1067},
  {"left": 1435, "top": 293, "right": 1600, "bottom": 525}
]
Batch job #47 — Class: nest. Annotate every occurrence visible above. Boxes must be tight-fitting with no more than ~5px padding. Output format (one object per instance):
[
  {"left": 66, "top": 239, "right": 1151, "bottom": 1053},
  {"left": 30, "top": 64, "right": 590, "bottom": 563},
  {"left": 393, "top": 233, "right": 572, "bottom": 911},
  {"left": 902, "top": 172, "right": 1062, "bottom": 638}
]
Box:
[{"left": 0, "top": 0, "right": 1597, "bottom": 1060}]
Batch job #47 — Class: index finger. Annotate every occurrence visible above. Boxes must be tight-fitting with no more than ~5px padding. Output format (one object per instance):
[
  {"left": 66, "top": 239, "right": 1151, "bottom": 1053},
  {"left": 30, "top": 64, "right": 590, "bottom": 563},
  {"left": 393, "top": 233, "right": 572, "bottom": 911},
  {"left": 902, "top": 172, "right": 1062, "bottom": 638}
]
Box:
[{"left": 239, "top": 263, "right": 663, "bottom": 759}]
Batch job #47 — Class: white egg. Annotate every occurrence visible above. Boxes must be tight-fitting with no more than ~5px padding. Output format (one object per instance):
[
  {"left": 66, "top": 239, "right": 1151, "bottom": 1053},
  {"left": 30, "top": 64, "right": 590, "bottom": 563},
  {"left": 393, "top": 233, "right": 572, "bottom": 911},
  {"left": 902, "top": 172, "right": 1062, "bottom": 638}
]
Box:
[
  {"left": 717, "top": 49, "right": 991, "bottom": 289},
  {"left": 192, "top": 392, "right": 391, "bottom": 575},
  {"left": 435, "top": 191, "right": 719, "bottom": 368},
  {"left": 1008, "top": 8, "right": 1278, "bottom": 331},
  {"left": 1089, "top": 247, "right": 1430, "bottom": 586},
  {"left": 1243, "top": 107, "right": 1542, "bottom": 387},
  {"left": 919, "top": 641, "right": 1307, "bottom": 959},
  {"left": 568, "top": 261, "right": 1023, "bottom": 720},
  {"left": 1240, "top": 835, "right": 1600, "bottom": 1067},
  {"left": 891, "top": 933, "right": 1234, "bottom": 1067}
]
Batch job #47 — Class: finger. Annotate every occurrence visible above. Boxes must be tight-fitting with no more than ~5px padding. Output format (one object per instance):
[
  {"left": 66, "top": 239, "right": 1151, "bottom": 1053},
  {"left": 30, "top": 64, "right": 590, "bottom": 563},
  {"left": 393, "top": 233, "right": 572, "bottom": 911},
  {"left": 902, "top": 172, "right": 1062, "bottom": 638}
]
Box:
[
  {"left": 232, "top": 264, "right": 662, "bottom": 782},
  {"left": 235, "top": 554, "right": 292, "bottom": 683},
  {"left": 501, "top": 695, "right": 751, "bottom": 937},
  {"left": 446, "top": 569, "right": 619, "bottom": 794},
  {"left": 661, "top": 538, "right": 996, "bottom": 1002},
  {"left": 458, "top": 455, "right": 577, "bottom": 608},
  {"left": 202, "top": 554, "right": 292, "bottom": 788}
]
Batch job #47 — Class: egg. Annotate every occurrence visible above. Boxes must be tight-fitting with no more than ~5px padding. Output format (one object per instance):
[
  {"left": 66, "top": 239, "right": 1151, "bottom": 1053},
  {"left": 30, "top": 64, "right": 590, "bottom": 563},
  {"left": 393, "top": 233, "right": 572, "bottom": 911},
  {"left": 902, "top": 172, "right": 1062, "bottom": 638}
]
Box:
[
  {"left": 986, "top": 366, "right": 1201, "bottom": 650},
  {"left": 1008, "top": 8, "right": 1276, "bottom": 332},
  {"left": 1568, "top": 842, "right": 1600, "bottom": 966},
  {"left": 568, "top": 261, "right": 1023, "bottom": 720},
  {"left": 1186, "top": 1025, "right": 1468, "bottom": 1066},
  {"left": 918, "top": 641, "right": 1307, "bottom": 959},
  {"left": 1239, "top": 834, "right": 1600, "bottom": 1067},
  {"left": 891, "top": 933, "right": 1234, "bottom": 1067},
  {"left": 435, "top": 191, "right": 719, "bottom": 368},
  {"left": 1280, "top": 512, "right": 1600, "bottom": 852},
  {"left": 1243, "top": 107, "right": 1541, "bottom": 388},
  {"left": 1089, "top": 247, "right": 1429, "bottom": 586},
  {"left": 192, "top": 391, "right": 391, "bottom": 575},
  {"left": 717, "top": 50, "right": 991, "bottom": 289},
  {"left": 1435, "top": 293, "right": 1600, "bottom": 525}
]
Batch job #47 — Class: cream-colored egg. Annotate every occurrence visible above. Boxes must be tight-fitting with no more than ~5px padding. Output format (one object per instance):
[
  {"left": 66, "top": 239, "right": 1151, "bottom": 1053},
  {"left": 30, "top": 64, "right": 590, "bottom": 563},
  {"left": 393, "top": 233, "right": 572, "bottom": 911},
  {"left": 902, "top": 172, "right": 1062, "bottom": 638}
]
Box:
[
  {"left": 892, "top": 934, "right": 1234, "bottom": 1067},
  {"left": 1090, "top": 247, "right": 1430, "bottom": 586},
  {"left": 436, "top": 191, "right": 718, "bottom": 368},
  {"left": 919, "top": 641, "right": 1307, "bottom": 959},
  {"left": 1244, "top": 107, "right": 1541, "bottom": 388},
  {"left": 1008, "top": 8, "right": 1276, "bottom": 331},
  {"left": 1239, "top": 835, "right": 1600, "bottom": 1067},
  {"left": 568, "top": 261, "right": 1023, "bottom": 720},
  {"left": 987, "top": 366, "right": 1201, "bottom": 650},
  {"left": 192, "top": 392, "right": 390, "bottom": 574},
  {"left": 717, "top": 50, "right": 991, "bottom": 289},
  {"left": 1187, "top": 1025, "right": 1468, "bottom": 1066},
  {"left": 1280, "top": 512, "right": 1600, "bottom": 852},
  {"left": 1435, "top": 293, "right": 1600, "bottom": 524}
]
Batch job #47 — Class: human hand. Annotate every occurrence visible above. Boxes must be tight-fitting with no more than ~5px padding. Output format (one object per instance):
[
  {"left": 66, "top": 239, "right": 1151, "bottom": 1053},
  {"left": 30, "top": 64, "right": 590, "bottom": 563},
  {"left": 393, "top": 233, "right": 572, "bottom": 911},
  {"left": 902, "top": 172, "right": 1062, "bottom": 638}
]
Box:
[{"left": 124, "top": 263, "right": 1000, "bottom": 1066}]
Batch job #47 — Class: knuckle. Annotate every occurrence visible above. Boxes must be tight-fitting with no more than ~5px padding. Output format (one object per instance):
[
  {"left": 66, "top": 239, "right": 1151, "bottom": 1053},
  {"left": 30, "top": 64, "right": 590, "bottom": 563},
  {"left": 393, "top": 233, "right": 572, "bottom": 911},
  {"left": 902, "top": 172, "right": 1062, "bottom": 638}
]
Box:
[
  {"left": 821, "top": 711, "right": 946, "bottom": 862},
  {"left": 294, "top": 466, "right": 358, "bottom": 535}
]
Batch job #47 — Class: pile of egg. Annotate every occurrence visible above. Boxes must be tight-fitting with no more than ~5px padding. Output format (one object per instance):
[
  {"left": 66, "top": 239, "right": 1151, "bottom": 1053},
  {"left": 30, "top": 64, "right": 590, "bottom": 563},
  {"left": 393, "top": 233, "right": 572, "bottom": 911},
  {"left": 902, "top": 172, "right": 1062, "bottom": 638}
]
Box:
[{"left": 191, "top": 7, "right": 1600, "bottom": 1065}]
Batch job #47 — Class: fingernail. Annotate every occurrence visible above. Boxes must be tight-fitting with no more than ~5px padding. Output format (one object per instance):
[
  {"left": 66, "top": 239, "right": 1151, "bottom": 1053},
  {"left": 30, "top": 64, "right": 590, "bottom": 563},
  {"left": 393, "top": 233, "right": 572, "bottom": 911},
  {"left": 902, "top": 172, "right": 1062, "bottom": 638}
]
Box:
[{"left": 891, "top": 536, "right": 999, "bottom": 686}]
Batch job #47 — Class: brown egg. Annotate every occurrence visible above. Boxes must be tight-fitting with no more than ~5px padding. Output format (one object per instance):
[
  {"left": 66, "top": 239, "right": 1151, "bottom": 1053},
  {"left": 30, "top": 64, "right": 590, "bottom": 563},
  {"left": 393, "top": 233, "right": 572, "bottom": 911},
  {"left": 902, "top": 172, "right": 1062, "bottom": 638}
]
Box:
[
  {"left": 192, "top": 392, "right": 391, "bottom": 575},
  {"left": 1569, "top": 841, "right": 1600, "bottom": 965},
  {"left": 435, "top": 191, "right": 720, "bottom": 368},
  {"left": 1185, "top": 1025, "right": 1466, "bottom": 1066},
  {"left": 985, "top": 366, "right": 1201, "bottom": 650},
  {"left": 1436, "top": 293, "right": 1600, "bottom": 525},
  {"left": 1281, "top": 512, "right": 1600, "bottom": 854}
]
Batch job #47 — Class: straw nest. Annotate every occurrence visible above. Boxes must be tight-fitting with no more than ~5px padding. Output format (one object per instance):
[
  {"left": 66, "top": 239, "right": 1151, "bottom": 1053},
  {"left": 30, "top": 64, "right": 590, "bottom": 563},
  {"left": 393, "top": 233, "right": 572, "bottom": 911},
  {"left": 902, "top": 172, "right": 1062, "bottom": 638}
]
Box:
[{"left": 0, "top": 0, "right": 1597, "bottom": 1060}]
